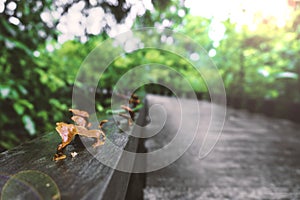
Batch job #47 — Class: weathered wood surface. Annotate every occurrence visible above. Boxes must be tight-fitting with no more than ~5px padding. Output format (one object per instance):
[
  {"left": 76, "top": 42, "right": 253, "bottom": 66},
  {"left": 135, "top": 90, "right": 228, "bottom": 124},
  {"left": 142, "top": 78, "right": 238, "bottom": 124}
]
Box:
[
  {"left": 143, "top": 95, "right": 300, "bottom": 200},
  {"left": 0, "top": 107, "right": 146, "bottom": 200},
  {"left": 3, "top": 94, "right": 300, "bottom": 200}
]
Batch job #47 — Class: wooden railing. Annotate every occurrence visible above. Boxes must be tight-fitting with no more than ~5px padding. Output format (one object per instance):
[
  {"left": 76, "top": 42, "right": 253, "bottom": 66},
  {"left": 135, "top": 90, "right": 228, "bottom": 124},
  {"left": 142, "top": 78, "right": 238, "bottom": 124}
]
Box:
[{"left": 0, "top": 101, "right": 148, "bottom": 200}]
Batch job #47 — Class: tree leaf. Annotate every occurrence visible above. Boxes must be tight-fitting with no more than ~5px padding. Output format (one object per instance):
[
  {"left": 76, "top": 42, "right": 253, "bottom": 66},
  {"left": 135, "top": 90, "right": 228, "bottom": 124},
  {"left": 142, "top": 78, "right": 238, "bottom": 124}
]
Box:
[{"left": 13, "top": 102, "right": 25, "bottom": 115}]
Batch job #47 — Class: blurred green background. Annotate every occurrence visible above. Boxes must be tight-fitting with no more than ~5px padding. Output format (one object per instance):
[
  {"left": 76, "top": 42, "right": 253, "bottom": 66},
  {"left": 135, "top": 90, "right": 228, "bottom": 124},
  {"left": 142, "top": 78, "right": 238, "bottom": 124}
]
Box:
[{"left": 1, "top": 0, "right": 300, "bottom": 151}]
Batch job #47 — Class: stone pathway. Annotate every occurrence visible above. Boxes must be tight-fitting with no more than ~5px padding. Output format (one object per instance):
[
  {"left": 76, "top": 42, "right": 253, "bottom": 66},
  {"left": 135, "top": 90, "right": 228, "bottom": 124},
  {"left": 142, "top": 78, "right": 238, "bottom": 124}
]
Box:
[{"left": 143, "top": 95, "right": 300, "bottom": 200}]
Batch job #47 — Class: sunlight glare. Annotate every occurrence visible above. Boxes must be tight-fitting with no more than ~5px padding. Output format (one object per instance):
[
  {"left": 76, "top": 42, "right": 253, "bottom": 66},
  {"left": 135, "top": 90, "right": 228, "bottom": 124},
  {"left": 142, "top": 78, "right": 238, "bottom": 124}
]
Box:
[
  {"left": 186, "top": 0, "right": 292, "bottom": 29},
  {"left": 7, "top": 1, "right": 16, "bottom": 11},
  {"left": 0, "top": 0, "right": 5, "bottom": 13},
  {"left": 8, "top": 16, "right": 20, "bottom": 25},
  {"left": 0, "top": 4, "right": 4, "bottom": 13},
  {"left": 86, "top": 7, "right": 105, "bottom": 35},
  {"left": 208, "top": 49, "right": 217, "bottom": 57}
]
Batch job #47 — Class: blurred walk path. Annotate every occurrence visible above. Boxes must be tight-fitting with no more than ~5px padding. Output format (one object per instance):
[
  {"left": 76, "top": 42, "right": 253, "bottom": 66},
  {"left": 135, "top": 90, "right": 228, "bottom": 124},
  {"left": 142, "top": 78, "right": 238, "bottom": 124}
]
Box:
[{"left": 143, "top": 95, "right": 300, "bottom": 200}]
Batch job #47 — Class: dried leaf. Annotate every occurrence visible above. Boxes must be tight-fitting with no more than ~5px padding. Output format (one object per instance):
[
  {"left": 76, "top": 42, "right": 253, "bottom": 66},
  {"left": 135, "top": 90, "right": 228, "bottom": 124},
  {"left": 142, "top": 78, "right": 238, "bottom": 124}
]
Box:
[
  {"left": 54, "top": 109, "right": 107, "bottom": 161},
  {"left": 121, "top": 105, "right": 135, "bottom": 119},
  {"left": 76, "top": 126, "right": 106, "bottom": 147},
  {"left": 55, "top": 122, "right": 77, "bottom": 143},
  {"left": 121, "top": 105, "right": 133, "bottom": 112},
  {"left": 53, "top": 153, "right": 67, "bottom": 161},
  {"left": 129, "top": 94, "right": 140, "bottom": 106},
  {"left": 71, "top": 116, "right": 88, "bottom": 127},
  {"left": 69, "top": 109, "right": 89, "bottom": 118},
  {"left": 99, "top": 120, "right": 108, "bottom": 128}
]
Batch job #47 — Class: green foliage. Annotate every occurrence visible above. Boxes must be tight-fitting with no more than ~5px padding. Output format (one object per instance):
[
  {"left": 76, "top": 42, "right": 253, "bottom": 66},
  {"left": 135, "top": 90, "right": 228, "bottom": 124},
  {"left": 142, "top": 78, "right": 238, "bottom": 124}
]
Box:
[
  {"left": 214, "top": 14, "right": 300, "bottom": 102},
  {"left": 1, "top": 0, "right": 300, "bottom": 151},
  {"left": 0, "top": 0, "right": 55, "bottom": 150}
]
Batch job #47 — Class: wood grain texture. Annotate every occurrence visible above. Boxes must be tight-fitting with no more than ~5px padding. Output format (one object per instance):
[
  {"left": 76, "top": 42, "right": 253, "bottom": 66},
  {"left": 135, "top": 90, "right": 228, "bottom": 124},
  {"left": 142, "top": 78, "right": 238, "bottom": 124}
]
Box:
[{"left": 0, "top": 110, "right": 146, "bottom": 200}]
